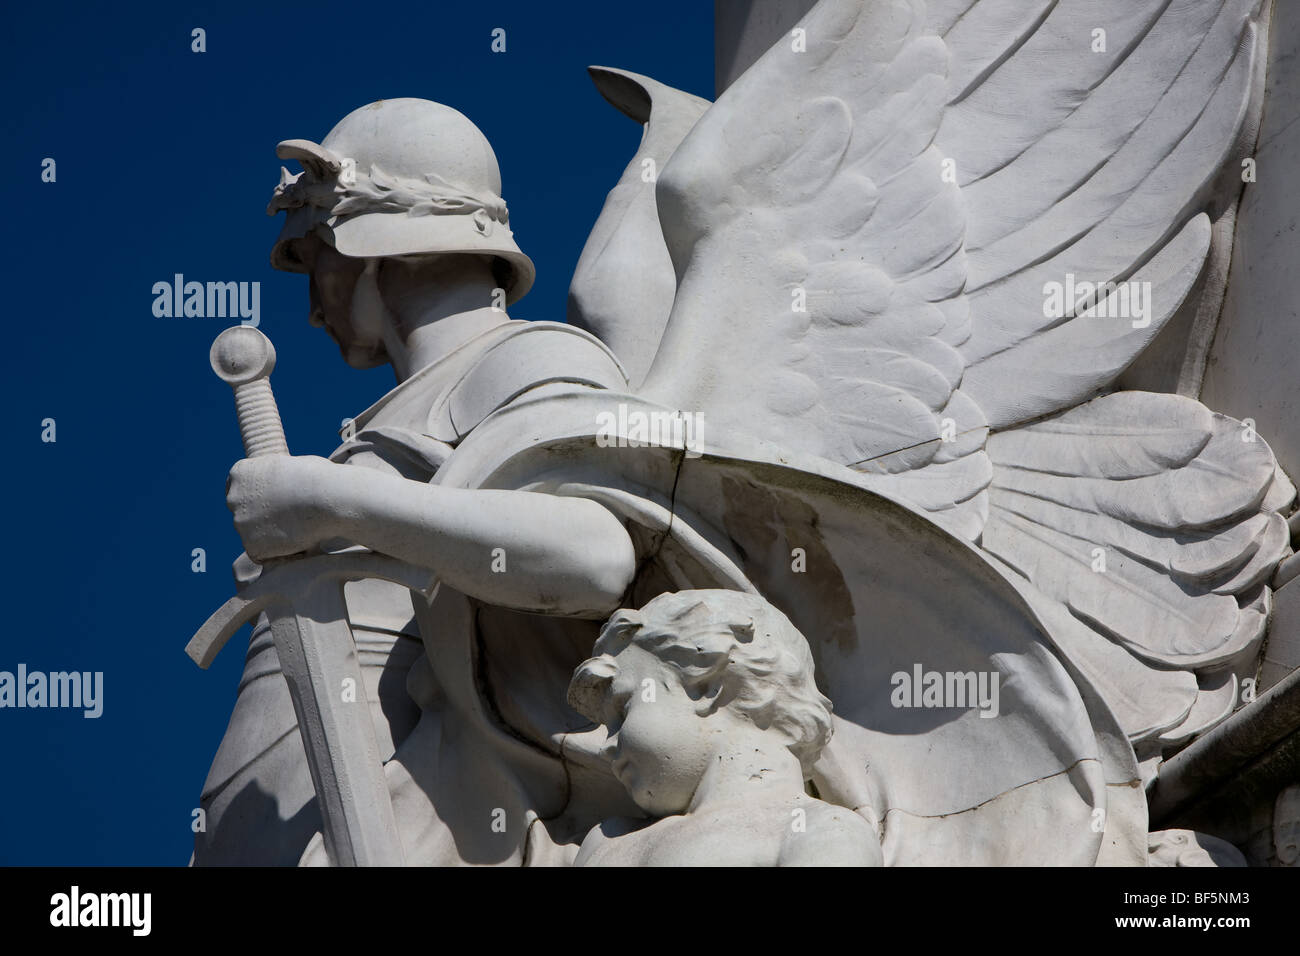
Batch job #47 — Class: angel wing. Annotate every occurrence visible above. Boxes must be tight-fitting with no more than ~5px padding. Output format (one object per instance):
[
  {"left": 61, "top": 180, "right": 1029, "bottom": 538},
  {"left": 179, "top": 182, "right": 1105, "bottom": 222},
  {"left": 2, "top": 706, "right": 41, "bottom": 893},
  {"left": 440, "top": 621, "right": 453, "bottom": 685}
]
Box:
[
  {"left": 567, "top": 67, "right": 711, "bottom": 389},
  {"left": 573, "top": 0, "right": 1288, "bottom": 750}
]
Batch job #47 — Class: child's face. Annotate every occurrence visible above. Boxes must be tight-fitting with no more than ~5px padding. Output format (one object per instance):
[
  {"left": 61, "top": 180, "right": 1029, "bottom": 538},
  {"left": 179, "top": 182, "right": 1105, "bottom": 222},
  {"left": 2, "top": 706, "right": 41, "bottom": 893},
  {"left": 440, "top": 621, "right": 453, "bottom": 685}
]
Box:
[{"left": 597, "top": 642, "right": 719, "bottom": 817}]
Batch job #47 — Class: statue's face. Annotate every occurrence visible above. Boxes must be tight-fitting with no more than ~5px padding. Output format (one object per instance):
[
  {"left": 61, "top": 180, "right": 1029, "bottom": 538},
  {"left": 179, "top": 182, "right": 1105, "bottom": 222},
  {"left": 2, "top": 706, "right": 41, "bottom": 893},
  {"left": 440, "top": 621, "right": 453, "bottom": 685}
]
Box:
[
  {"left": 299, "top": 239, "right": 387, "bottom": 369},
  {"left": 597, "top": 643, "right": 717, "bottom": 817},
  {"left": 297, "top": 243, "right": 502, "bottom": 371},
  {"left": 1276, "top": 785, "right": 1300, "bottom": 866}
]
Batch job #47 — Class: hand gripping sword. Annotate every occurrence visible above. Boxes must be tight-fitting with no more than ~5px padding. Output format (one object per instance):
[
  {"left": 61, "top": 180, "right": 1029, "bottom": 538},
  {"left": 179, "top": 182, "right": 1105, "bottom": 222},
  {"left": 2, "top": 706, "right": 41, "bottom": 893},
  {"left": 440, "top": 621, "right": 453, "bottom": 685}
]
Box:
[{"left": 188, "top": 326, "right": 426, "bottom": 866}]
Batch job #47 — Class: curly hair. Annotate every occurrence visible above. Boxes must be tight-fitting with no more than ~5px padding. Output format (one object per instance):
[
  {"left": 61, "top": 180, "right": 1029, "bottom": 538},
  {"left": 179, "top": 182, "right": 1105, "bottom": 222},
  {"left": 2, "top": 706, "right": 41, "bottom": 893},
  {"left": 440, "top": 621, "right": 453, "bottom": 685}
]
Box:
[{"left": 569, "top": 590, "right": 833, "bottom": 775}]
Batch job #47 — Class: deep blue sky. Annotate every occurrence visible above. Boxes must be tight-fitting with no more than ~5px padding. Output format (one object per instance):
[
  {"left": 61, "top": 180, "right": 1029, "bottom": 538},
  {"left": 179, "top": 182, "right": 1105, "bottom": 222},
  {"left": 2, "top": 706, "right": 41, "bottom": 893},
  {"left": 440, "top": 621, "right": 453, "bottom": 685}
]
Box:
[{"left": 1, "top": 0, "right": 712, "bottom": 864}]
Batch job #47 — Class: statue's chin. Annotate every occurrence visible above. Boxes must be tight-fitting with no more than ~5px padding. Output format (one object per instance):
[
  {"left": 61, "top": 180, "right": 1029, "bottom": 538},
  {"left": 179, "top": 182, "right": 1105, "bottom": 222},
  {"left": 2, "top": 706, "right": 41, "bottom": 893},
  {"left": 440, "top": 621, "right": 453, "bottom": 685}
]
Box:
[
  {"left": 343, "top": 342, "right": 388, "bottom": 369},
  {"left": 627, "top": 779, "right": 688, "bottom": 818}
]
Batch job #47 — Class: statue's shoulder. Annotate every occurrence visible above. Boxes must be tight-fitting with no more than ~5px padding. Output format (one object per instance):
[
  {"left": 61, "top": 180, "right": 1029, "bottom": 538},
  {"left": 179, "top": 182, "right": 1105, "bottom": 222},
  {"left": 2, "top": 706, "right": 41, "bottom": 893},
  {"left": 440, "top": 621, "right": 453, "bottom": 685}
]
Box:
[
  {"left": 426, "top": 319, "right": 629, "bottom": 444},
  {"left": 777, "top": 800, "right": 882, "bottom": 867},
  {"left": 330, "top": 320, "right": 627, "bottom": 476}
]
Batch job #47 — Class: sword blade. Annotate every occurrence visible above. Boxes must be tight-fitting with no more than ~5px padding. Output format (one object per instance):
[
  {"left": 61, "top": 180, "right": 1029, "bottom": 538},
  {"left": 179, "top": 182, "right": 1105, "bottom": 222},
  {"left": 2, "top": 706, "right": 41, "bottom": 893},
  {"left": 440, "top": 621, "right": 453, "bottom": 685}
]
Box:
[{"left": 266, "top": 570, "right": 405, "bottom": 867}]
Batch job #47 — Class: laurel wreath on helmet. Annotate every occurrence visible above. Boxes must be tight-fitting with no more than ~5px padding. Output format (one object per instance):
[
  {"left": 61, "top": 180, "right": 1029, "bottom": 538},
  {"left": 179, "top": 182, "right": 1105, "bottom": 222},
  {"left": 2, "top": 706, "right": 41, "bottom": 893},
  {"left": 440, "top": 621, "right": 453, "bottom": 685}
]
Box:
[{"left": 267, "top": 162, "right": 510, "bottom": 228}]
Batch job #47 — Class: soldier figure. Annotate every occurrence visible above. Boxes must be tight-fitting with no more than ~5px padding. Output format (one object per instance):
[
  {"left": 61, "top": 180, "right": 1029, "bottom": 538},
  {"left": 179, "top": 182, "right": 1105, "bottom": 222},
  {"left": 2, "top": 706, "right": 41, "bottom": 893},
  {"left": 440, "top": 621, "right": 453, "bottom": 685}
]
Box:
[{"left": 196, "top": 98, "right": 640, "bottom": 865}]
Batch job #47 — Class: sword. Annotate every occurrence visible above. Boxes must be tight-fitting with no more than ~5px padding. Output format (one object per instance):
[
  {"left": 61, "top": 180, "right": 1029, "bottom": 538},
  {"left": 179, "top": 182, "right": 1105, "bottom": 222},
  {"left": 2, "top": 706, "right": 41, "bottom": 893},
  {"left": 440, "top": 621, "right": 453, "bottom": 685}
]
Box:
[{"left": 189, "top": 326, "right": 421, "bottom": 866}]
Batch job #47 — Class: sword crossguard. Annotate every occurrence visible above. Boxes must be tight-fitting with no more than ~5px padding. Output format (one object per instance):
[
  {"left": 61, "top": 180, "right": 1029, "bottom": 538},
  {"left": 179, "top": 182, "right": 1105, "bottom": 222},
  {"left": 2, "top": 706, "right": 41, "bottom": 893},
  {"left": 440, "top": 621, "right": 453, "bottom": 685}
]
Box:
[
  {"left": 210, "top": 326, "right": 290, "bottom": 458},
  {"left": 186, "top": 551, "right": 434, "bottom": 867}
]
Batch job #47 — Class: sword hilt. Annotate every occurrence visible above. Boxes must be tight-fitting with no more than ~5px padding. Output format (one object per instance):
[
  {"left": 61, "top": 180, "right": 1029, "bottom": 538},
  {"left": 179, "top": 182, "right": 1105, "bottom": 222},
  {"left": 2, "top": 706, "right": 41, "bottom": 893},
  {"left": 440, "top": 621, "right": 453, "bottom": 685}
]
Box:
[{"left": 210, "top": 326, "right": 289, "bottom": 457}]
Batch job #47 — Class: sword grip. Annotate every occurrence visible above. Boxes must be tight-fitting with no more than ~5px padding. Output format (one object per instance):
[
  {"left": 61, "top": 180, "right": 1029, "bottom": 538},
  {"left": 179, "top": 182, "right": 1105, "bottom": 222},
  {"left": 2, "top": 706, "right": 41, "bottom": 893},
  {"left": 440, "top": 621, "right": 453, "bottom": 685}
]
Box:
[
  {"left": 232, "top": 378, "right": 289, "bottom": 457},
  {"left": 210, "top": 326, "right": 290, "bottom": 457}
]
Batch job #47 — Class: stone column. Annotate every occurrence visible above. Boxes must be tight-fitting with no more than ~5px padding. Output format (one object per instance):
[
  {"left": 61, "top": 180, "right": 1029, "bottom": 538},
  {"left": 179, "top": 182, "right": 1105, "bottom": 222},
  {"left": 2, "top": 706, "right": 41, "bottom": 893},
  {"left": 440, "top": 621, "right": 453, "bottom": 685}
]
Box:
[{"left": 1201, "top": 2, "right": 1300, "bottom": 483}]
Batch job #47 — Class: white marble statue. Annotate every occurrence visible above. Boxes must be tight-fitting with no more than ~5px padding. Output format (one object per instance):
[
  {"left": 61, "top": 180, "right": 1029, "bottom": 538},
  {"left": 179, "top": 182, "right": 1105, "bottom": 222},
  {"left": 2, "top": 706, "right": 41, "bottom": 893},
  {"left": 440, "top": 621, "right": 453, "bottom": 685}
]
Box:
[{"left": 190, "top": 0, "right": 1291, "bottom": 866}]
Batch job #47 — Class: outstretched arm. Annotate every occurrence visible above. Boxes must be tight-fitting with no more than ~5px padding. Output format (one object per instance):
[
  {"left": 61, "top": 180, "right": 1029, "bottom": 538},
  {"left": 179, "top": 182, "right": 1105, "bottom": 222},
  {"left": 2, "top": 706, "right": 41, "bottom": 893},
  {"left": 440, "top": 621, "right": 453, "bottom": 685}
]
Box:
[{"left": 226, "top": 455, "right": 636, "bottom": 618}]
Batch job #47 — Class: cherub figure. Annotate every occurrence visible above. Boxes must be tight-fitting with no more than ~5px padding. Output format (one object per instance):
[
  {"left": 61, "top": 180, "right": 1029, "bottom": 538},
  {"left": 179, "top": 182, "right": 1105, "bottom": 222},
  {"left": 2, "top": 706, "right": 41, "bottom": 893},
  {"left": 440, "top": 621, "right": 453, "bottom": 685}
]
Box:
[{"left": 566, "top": 589, "right": 882, "bottom": 866}]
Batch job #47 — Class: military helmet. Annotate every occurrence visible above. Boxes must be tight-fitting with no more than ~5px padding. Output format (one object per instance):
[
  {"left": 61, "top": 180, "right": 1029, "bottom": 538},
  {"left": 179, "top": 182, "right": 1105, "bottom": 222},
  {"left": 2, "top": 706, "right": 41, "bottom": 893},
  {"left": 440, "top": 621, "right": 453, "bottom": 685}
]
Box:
[{"left": 267, "top": 98, "right": 535, "bottom": 304}]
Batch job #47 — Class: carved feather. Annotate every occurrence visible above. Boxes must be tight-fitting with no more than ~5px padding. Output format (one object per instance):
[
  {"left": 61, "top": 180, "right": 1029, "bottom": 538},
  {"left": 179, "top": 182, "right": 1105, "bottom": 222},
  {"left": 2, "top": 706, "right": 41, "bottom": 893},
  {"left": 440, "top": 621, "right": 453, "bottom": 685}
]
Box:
[
  {"left": 983, "top": 392, "right": 1291, "bottom": 740},
  {"left": 604, "top": 0, "right": 1278, "bottom": 747},
  {"left": 634, "top": 0, "right": 1264, "bottom": 542}
]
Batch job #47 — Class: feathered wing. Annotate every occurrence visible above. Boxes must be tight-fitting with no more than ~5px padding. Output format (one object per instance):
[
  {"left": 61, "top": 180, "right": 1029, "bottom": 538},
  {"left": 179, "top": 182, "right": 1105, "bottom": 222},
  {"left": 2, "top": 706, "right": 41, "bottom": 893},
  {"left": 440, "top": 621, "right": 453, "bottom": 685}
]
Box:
[
  {"left": 626, "top": 0, "right": 1285, "bottom": 748},
  {"left": 938, "top": 0, "right": 1263, "bottom": 428},
  {"left": 983, "top": 391, "right": 1293, "bottom": 747},
  {"left": 642, "top": 0, "right": 988, "bottom": 540},
  {"left": 567, "top": 68, "right": 712, "bottom": 389},
  {"left": 924, "top": 0, "right": 1285, "bottom": 750}
]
